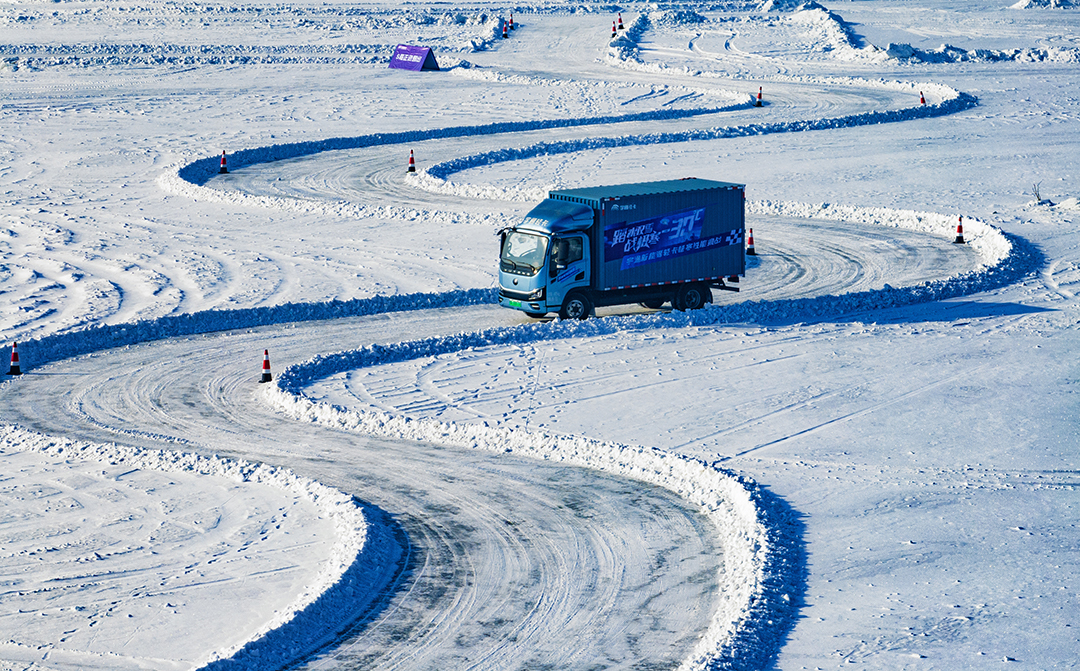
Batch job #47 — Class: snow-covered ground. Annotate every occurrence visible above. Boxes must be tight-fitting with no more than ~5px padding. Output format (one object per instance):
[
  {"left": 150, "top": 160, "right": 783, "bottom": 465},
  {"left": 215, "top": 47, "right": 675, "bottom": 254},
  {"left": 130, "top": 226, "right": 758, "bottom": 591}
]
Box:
[{"left": 1, "top": 0, "right": 1078, "bottom": 669}]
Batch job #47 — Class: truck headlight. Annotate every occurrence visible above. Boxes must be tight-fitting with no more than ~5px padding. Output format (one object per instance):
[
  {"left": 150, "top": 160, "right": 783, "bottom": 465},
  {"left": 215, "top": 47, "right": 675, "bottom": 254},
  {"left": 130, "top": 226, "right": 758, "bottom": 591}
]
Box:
[{"left": 528, "top": 287, "right": 545, "bottom": 300}]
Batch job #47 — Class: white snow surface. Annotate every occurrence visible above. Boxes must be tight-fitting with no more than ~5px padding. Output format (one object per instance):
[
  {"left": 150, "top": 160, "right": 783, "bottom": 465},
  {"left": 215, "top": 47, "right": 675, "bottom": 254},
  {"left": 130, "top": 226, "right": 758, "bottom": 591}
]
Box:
[
  {"left": 2, "top": 0, "right": 1079, "bottom": 669},
  {"left": 0, "top": 425, "right": 380, "bottom": 671}
]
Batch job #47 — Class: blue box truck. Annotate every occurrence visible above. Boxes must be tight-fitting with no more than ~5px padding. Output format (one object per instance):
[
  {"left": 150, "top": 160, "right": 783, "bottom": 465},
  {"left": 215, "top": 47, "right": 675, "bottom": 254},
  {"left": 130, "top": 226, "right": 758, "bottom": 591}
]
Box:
[{"left": 498, "top": 178, "right": 745, "bottom": 319}]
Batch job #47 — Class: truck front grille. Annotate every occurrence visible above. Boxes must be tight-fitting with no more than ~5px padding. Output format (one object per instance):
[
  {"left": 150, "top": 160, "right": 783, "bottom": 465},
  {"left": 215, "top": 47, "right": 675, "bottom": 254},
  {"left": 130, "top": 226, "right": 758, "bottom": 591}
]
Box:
[{"left": 499, "top": 288, "right": 535, "bottom": 301}]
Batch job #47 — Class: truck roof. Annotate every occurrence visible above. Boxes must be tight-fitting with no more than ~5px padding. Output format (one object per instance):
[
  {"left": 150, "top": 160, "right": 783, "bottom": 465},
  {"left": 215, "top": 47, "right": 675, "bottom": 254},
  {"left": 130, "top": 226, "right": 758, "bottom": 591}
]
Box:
[{"left": 549, "top": 177, "right": 743, "bottom": 203}]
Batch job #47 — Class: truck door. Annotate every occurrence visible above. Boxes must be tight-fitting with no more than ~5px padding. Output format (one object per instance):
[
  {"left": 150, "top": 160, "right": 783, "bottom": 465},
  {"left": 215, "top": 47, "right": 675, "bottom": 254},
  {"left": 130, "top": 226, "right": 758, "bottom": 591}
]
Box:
[{"left": 548, "top": 234, "right": 589, "bottom": 307}]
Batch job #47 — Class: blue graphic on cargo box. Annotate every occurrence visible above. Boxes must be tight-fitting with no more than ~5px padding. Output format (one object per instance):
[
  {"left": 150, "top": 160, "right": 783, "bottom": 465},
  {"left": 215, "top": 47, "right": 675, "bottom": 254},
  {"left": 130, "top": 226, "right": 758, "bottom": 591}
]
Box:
[{"left": 604, "top": 207, "right": 742, "bottom": 271}]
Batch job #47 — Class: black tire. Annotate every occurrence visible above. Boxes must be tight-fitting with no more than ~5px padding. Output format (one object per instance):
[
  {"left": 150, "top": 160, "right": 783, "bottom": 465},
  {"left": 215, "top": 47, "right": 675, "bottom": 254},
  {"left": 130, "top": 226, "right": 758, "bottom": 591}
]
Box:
[
  {"left": 639, "top": 298, "right": 666, "bottom": 310},
  {"left": 524, "top": 311, "right": 547, "bottom": 318},
  {"left": 559, "top": 291, "right": 593, "bottom": 320},
  {"left": 674, "top": 283, "right": 711, "bottom": 311}
]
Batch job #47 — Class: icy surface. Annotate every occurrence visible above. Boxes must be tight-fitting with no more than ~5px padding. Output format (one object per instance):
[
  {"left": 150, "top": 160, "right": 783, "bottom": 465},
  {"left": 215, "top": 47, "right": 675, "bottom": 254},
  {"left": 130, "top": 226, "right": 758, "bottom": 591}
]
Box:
[{"left": 1, "top": 0, "right": 1079, "bottom": 669}]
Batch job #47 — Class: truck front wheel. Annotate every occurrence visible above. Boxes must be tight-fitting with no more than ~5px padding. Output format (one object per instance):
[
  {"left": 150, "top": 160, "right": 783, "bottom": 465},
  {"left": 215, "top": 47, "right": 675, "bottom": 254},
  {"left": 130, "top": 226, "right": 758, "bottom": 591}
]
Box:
[
  {"left": 674, "top": 283, "right": 711, "bottom": 311},
  {"left": 559, "top": 291, "right": 593, "bottom": 320}
]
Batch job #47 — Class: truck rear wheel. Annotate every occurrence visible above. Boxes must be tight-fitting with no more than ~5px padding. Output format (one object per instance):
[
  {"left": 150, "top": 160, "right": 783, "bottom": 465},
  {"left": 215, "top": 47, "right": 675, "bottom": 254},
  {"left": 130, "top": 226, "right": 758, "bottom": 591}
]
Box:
[
  {"left": 674, "top": 283, "right": 711, "bottom": 311},
  {"left": 559, "top": 291, "right": 593, "bottom": 320}
]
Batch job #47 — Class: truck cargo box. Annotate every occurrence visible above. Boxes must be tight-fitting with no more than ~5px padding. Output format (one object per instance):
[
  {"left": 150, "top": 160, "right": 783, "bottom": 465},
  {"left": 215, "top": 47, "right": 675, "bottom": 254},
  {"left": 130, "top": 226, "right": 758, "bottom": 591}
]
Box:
[{"left": 548, "top": 178, "right": 745, "bottom": 292}]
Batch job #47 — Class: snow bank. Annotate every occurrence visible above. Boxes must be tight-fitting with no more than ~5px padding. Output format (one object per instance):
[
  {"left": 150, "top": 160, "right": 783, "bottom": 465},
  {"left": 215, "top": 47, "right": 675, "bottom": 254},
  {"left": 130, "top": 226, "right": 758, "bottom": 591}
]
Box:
[
  {"left": 0, "top": 178, "right": 1030, "bottom": 670},
  {"left": 415, "top": 81, "right": 974, "bottom": 201},
  {"left": 608, "top": 7, "right": 885, "bottom": 69},
  {"left": 757, "top": 0, "right": 826, "bottom": 11},
  {"left": 786, "top": 6, "right": 887, "bottom": 62},
  {"left": 750, "top": 200, "right": 1010, "bottom": 269},
  {"left": 158, "top": 95, "right": 745, "bottom": 224},
  {"left": 0, "top": 9, "right": 513, "bottom": 71},
  {"left": 264, "top": 350, "right": 784, "bottom": 671},
  {"left": 1011, "top": 0, "right": 1077, "bottom": 8},
  {"left": 1055, "top": 196, "right": 1080, "bottom": 211},
  {"left": 2, "top": 288, "right": 497, "bottom": 374},
  {"left": 0, "top": 192, "right": 1026, "bottom": 375},
  {"left": 0, "top": 424, "right": 394, "bottom": 671},
  {"left": 254, "top": 199, "right": 1026, "bottom": 669},
  {"left": 885, "top": 41, "right": 1080, "bottom": 63}
]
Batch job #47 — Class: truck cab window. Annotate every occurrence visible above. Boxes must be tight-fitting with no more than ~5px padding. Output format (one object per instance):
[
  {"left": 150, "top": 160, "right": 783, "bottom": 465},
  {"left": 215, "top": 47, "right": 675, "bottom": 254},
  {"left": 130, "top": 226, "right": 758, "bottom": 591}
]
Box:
[
  {"left": 553, "top": 236, "right": 584, "bottom": 273},
  {"left": 565, "top": 237, "right": 583, "bottom": 263},
  {"left": 501, "top": 231, "right": 549, "bottom": 276}
]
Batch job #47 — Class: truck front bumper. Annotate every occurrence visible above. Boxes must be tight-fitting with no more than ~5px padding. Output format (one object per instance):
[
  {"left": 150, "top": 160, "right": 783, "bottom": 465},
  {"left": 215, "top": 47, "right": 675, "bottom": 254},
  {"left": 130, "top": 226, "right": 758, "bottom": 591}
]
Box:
[{"left": 498, "top": 288, "right": 548, "bottom": 313}]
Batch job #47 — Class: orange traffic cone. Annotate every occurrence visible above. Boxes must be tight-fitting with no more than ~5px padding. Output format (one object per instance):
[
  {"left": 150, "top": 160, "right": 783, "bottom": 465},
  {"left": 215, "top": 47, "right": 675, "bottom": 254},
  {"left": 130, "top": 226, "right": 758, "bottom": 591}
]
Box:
[
  {"left": 919, "top": 91, "right": 926, "bottom": 105},
  {"left": 746, "top": 228, "right": 756, "bottom": 255},
  {"left": 953, "top": 216, "right": 966, "bottom": 244},
  {"left": 502, "top": 19, "right": 508, "bottom": 38},
  {"left": 7, "top": 342, "right": 21, "bottom": 376},
  {"left": 407, "top": 149, "right": 416, "bottom": 173},
  {"left": 611, "top": 20, "right": 616, "bottom": 38},
  {"left": 509, "top": 13, "right": 515, "bottom": 30},
  {"left": 219, "top": 150, "right": 228, "bottom": 174},
  {"left": 617, "top": 13, "right": 625, "bottom": 30},
  {"left": 755, "top": 87, "right": 763, "bottom": 107},
  {"left": 259, "top": 349, "right": 272, "bottom": 383}
]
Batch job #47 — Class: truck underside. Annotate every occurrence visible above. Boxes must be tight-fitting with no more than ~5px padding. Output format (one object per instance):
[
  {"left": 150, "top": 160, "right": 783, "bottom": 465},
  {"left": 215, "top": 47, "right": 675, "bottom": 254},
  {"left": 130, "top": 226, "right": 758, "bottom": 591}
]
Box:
[{"left": 512, "top": 278, "right": 738, "bottom": 320}]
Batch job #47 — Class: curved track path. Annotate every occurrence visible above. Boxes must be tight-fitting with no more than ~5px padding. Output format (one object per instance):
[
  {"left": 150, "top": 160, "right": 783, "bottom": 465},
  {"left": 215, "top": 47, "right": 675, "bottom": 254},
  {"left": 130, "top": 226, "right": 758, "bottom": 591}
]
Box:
[
  {"left": 0, "top": 308, "right": 722, "bottom": 670},
  {"left": 1, "top": 10, "right": 982, "bottom": 670}
]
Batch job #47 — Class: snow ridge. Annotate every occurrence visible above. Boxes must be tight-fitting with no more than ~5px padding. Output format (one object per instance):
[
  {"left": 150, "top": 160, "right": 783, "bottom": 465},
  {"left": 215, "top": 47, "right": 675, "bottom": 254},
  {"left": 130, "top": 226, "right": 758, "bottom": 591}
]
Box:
[
  {"left": 0, "top": 424, "right": 396, "bottom": 671},
  {"left": 416, "top": 86, "right": 976, "bottom": 200},
  {"left": 158, "top": 100, "right": 747, "bottom": 224},
  {"left": 262, "top": 203, "right": 1027, "bottom": 670},
  {"left": 2, "top": 288, "right": 497, "bottom": 374},
  {"left": 264, "top": 361, "right": 780, "bottom": 671},
  {"left": 885, "top": 40, "right": 1080, "bottom": 63},
  {"left": 0, "top": 197, "right": 1026, "bottom": 374},
  {"left": 168, "top": 105, "right": 746, "bottom": 189},
  {"left": 0, "top": 200, "right": 1032, "bottom": 669}
]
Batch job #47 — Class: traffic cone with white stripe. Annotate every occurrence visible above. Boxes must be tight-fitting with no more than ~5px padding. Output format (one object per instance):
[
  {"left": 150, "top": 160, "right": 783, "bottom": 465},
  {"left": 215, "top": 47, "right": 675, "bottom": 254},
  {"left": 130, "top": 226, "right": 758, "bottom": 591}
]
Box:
[
  {"left": 920, "top": 91, "right": 926, "bottom": 105},
  {"left": 219, "top": 150, "right": 228, "bottom": 174},
  {"left": 617, "top": 13, "right": 625, "bottom": 30},
  {"left": 407, "top": 149, "right": 416, "bottom": 173},
  {"left": 611, "top": 20, "right": 617, "bottom": 39},
  {"left": 259, "top": 349, "right": 272, "bottom": 383},
  {"left": 509, "top": 13, "right": 515, "bottom": 30},
  {"left": 953, "top": 216, "right": 966, "bottom": 244},
  {"left": 7, "top": 342, "right": 21, "bottom": 376},
  {"left": 746, "top": 228, "right": 756, "bottom": 255},
  {"left": 755, "top": 87, "right": 763, "bottom": 107},
  {"left": 502, "top": 19, "right": 508, "bottom": 38}
]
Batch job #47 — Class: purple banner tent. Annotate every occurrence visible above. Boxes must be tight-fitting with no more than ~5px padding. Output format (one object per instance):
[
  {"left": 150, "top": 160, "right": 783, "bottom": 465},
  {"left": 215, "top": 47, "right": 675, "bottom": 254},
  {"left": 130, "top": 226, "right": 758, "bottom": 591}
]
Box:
[{"left": 389, "top": 45, "right": 440, "bottom": 71}]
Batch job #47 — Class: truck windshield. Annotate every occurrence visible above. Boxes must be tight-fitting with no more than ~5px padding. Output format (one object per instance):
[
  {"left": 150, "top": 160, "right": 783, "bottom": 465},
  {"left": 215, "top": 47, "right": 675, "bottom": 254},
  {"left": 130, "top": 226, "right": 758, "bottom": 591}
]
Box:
[{"left": 501, "top": 231, "right": 549, "bottom": 275}]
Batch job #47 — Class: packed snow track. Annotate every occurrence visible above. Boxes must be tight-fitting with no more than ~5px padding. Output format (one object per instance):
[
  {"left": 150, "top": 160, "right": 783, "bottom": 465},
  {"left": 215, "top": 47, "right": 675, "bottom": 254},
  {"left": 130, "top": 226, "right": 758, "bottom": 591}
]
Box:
[{"left": 0, "top": 308, "right": 725, "bottom": 670}]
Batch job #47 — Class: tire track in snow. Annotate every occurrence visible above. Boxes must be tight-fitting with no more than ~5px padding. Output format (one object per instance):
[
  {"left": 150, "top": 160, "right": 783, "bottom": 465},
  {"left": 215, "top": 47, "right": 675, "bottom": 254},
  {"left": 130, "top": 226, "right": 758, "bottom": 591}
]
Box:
[
  {"left": 0, "top": 308, "right": 730, "bottom": 671},
  {"left": 6, "top": 13, "right": 1028, "bottom": 665}
]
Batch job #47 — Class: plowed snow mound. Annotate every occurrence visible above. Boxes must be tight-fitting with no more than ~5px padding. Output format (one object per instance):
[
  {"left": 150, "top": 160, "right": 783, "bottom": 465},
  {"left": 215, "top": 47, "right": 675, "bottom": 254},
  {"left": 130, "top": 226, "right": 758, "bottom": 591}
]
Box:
[{"left": 1011, "top": 0, "right": 1076, "bottom": 8}]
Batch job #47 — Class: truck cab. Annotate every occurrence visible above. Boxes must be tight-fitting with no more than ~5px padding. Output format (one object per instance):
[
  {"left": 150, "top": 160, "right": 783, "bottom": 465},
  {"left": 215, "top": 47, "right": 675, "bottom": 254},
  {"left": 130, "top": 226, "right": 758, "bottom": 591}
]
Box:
[{"left": 498, "top": 200, "right": 594, "bottom": 319}]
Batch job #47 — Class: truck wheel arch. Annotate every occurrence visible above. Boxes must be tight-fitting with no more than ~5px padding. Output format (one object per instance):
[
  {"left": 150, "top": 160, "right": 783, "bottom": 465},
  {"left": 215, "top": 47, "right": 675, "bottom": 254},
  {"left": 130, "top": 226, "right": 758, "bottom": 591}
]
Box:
[
  {"left": 559, "top": 290, "right": 594, "bottom": 320},
  {"left": 674, "top": 283, "right": 712, "bottom": 311}
]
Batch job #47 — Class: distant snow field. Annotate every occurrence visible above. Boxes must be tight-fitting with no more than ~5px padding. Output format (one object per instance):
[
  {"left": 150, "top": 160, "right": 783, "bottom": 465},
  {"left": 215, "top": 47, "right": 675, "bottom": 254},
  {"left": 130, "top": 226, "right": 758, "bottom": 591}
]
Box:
[{"left": 1, "top": 0, "right": 1078, "bottom": 670}]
